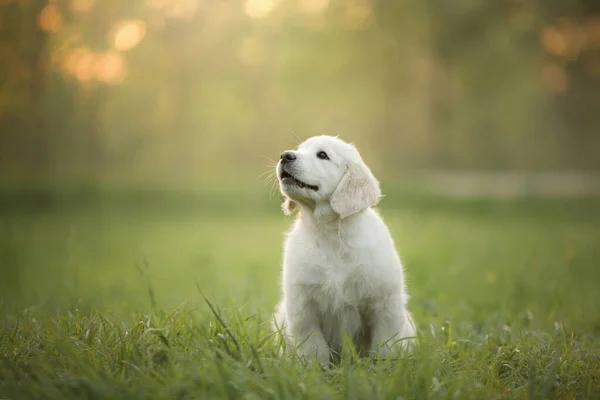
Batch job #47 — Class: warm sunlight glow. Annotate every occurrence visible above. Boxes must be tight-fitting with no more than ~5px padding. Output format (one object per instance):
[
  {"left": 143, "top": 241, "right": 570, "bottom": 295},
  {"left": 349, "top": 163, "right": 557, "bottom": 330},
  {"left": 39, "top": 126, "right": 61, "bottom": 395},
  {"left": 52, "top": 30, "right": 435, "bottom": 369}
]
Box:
[
  {"left": 542, "top": 64, "right": 569, "bottom": 94},
  {"left": 75, "top": 52, "right": 97, "bottom": 82},
  {"left": 540, "top": 26, "right": 568, "bottom": 57},
  {"left": 541, "top": 20, "right": 585, "bottom": 59},
  {"left": 64, "top": 47, "right": 90, "bottom": 75},
  {"left": 38, "top": 4, "right": 63, "bottom": 33},
  {"left": 63, "top": 48, "right": 127, "bottom": 84},
  {"left": 70, "top": 0, "right": 95, "bottom": 12},
  {"left": 244, "top": 0, "right": 278, "bottom": 19},
  {"left": 299, "top": 0, "right": 329, "bottom": 13},
  {"left": 166, "top": 0, "right": 199, "bottom": 19},
  {"left": 113, "top": 20, "right": 147, "bottom": 52},
  {"left": 238, "top": 37, "right": 265, "bottom": 66},
  {"left": 95, "top": 52, "right": 127, "bottom": 84},
  {"left": 343, "top": 2, "right": 373, "bottom": 29}
]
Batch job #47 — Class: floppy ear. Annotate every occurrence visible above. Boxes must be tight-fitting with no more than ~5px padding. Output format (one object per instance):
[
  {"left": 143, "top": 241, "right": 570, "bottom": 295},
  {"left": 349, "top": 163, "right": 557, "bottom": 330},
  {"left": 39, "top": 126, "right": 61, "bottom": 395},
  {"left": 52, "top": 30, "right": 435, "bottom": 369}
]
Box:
[
  {"left": 282, "top": 198, "right": 298, "bottom": 215},
  {"left": 330, "top": 159, "right": 381, "bottom": 219}
]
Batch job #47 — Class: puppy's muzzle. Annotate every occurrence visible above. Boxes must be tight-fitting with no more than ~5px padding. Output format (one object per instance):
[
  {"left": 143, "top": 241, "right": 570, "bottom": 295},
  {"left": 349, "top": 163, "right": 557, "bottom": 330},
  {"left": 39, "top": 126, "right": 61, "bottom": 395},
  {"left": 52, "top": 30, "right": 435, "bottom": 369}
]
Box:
[{"left": 277, "top": 151, "right": 319, "bottom": 191}]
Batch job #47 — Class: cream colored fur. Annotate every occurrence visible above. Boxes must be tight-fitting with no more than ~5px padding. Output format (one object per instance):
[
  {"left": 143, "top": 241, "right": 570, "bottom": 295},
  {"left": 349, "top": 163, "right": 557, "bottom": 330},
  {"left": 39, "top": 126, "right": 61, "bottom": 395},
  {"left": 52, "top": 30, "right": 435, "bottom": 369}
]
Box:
[{"left": 272, "top": 135, "right": 416, "bottom": 367}]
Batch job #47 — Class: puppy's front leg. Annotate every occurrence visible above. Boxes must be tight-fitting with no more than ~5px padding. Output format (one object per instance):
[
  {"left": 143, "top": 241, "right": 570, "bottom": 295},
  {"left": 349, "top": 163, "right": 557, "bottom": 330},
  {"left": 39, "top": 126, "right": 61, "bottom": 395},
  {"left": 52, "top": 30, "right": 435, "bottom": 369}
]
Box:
[
  {"left": 286, "top": 293, "right": 330, "bottom": 367},
  {"left": 369, "top": 295, "right": 416, "bottom": 358}
]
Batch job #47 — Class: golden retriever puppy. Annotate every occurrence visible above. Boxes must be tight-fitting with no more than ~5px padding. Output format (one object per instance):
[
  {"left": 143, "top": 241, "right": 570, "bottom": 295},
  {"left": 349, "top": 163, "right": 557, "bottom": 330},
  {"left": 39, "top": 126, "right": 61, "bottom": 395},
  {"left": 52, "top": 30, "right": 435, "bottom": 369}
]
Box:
[{"left": 272, "top": 135, "right": 416, "bottom": 367}]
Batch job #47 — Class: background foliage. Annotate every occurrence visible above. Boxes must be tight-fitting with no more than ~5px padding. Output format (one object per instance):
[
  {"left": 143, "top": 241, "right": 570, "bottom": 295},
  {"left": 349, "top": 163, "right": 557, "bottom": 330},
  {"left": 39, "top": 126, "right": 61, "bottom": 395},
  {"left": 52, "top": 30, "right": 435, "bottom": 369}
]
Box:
[{"left": 1, "top": 0, "right": 600, "bottom": 186}]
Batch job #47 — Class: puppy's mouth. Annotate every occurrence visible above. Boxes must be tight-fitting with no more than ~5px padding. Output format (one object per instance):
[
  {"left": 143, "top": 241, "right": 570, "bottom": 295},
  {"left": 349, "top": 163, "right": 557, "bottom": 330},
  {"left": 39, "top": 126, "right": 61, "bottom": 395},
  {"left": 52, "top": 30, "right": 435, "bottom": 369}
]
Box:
[{"left": 280, "top": 170, "right": 319, "bottom": 191}]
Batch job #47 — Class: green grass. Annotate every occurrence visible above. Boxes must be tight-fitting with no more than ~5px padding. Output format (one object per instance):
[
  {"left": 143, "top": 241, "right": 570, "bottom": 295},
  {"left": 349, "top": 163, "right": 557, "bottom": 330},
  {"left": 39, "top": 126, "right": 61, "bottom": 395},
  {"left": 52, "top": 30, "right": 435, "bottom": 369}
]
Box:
[{"left": 1, "top": 191, "right": 600, "bottom": 399}]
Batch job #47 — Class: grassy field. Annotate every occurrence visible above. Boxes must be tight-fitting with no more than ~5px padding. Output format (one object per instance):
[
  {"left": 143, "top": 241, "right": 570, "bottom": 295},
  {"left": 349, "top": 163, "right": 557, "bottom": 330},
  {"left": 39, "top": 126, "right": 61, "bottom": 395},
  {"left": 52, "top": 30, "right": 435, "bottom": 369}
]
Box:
[{"left": 1, "top": 189, "right": 600, "bottom": 399}]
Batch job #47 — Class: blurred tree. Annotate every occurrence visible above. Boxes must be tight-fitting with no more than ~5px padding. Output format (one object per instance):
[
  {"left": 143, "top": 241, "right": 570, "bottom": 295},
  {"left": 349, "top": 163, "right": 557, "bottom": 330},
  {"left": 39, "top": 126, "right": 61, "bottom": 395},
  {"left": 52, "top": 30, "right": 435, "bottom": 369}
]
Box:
[
  {"left": 0, "top": 0, "right": 599, "bottom": 186},
  {"left": 1, "top": 0, "right": 51, "bottom": 175},
  {"left": 426, "top": 0, "right": 600, "bottom": 169}
]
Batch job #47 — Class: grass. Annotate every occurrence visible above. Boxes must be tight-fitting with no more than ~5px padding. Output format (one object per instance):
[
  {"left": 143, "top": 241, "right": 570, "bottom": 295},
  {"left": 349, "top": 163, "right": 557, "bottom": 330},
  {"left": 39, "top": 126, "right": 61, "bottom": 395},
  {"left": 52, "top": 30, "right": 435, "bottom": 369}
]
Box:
[{"left": 1, "top": 189, "right": 600, "bottom": 399}]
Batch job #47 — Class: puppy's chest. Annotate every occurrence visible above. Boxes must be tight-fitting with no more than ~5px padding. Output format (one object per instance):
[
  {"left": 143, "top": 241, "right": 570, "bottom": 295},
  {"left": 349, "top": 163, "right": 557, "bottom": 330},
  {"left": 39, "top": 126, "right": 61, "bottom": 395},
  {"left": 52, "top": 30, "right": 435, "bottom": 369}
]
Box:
[{"left": 303, "top": 247, "right": 376, "bottom": 310}]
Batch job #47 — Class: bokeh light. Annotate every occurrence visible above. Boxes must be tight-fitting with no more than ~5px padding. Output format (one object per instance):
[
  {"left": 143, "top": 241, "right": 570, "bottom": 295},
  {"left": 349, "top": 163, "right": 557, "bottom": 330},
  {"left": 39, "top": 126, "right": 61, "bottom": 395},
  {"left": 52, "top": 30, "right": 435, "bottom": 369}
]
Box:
[
  {"left": 75, "top": 51, "right": 97, "bottom": 82},
  {"left": 38, "top": 4, "right": 63, "bottom": 33},
  {"left": 113, "top": 20, "right": 147, "bottom": 52},
  {"left": 2, "top": 0, "right": 600, "bottom": 182},
  {"left": 64, "top": 47, "right": 91, "bottom": 76},
  {"left": 95, "top": 52, "right": 127, "bottom": 84},
  {"left": 540, "top": 26, "right": 568, "bottom": 57},
  {"left": 244, "top": 0, "right": 279, "bottom": 19}
]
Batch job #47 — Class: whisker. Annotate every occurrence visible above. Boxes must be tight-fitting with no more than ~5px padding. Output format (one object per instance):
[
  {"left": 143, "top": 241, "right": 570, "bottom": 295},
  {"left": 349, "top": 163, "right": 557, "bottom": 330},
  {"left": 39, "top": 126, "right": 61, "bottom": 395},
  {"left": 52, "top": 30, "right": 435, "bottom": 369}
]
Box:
[
  {"left": 261, "top": 170, "right": 278, "bottom": 189},
  {"left": 263, "top": 155, "right": 278, "bottom": 164},
  {"left": 259, "top": 175, "right": 272, "bottom": 185},
  {"left": 259, "top": 169, "right": 275, "bottom": 179},
  {"left": 266, "top": 171, "right": 280, "bottom": 195},
  {"left": 261, "top": 152, "right": 283, "bottom": 198},
  {"left": 265, "top": 176, "right": 277, "bottom": 187},
  {"left": 262, "top": 167, "right": 276, "bottom": 178},
  {"left": 285, "top": 129, "right": 302, "bottom": 147},
  {"left": 270, "top": 179, "right": 280, "bottom": 197}
]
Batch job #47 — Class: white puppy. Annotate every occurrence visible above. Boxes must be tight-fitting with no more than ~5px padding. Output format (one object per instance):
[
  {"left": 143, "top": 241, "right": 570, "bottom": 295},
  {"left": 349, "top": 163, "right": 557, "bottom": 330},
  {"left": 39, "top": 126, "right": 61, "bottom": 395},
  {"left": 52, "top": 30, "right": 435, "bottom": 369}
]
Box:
[{"left": 272, "top": 135, "right": 416, "bottom": 367}]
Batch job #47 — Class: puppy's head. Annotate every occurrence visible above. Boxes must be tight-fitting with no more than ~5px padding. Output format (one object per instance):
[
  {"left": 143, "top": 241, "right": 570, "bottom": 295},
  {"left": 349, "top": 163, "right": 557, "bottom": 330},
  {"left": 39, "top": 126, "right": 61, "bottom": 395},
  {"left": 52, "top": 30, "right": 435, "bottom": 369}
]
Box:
[{"left": 277, "top": 135, "right": 381, "bottom": 219}]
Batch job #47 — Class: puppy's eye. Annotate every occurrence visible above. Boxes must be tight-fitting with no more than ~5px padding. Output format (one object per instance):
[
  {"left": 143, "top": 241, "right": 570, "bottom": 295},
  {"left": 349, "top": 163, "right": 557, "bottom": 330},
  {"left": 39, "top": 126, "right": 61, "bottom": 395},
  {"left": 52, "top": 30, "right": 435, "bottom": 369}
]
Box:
[{"left": 316, "top": 151, "right": 329, "bottom": 160}]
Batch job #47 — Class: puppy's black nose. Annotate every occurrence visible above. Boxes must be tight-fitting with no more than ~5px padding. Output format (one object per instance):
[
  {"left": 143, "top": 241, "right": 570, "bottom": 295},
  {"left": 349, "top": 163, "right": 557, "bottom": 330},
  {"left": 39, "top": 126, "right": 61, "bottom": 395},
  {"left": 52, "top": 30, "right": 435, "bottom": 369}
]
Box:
[{"left": 280, "top": 151, "right": 296, "bottom": 163}]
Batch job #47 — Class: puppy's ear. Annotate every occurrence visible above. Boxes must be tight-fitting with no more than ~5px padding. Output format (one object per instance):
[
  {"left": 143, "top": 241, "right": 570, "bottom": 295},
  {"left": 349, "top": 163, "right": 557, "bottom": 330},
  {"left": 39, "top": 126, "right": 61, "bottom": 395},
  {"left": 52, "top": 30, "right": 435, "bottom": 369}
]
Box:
[
  {"left": 330, "top": 159, "right": 381, "bottom": 219},
  {"left": 282, "top": 198, "right": 297, "bottom": 215}
]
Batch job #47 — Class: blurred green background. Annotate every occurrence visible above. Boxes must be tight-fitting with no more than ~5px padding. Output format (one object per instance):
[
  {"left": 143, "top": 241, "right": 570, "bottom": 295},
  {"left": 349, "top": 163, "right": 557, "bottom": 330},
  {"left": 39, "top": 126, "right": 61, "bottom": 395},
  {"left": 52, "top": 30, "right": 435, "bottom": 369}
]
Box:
[
  {"left": 1, "top": 0, "right": 600, "bottom": 311},
  {"left": 1, "top": 0, "right": 600, "bottom": 186}
]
